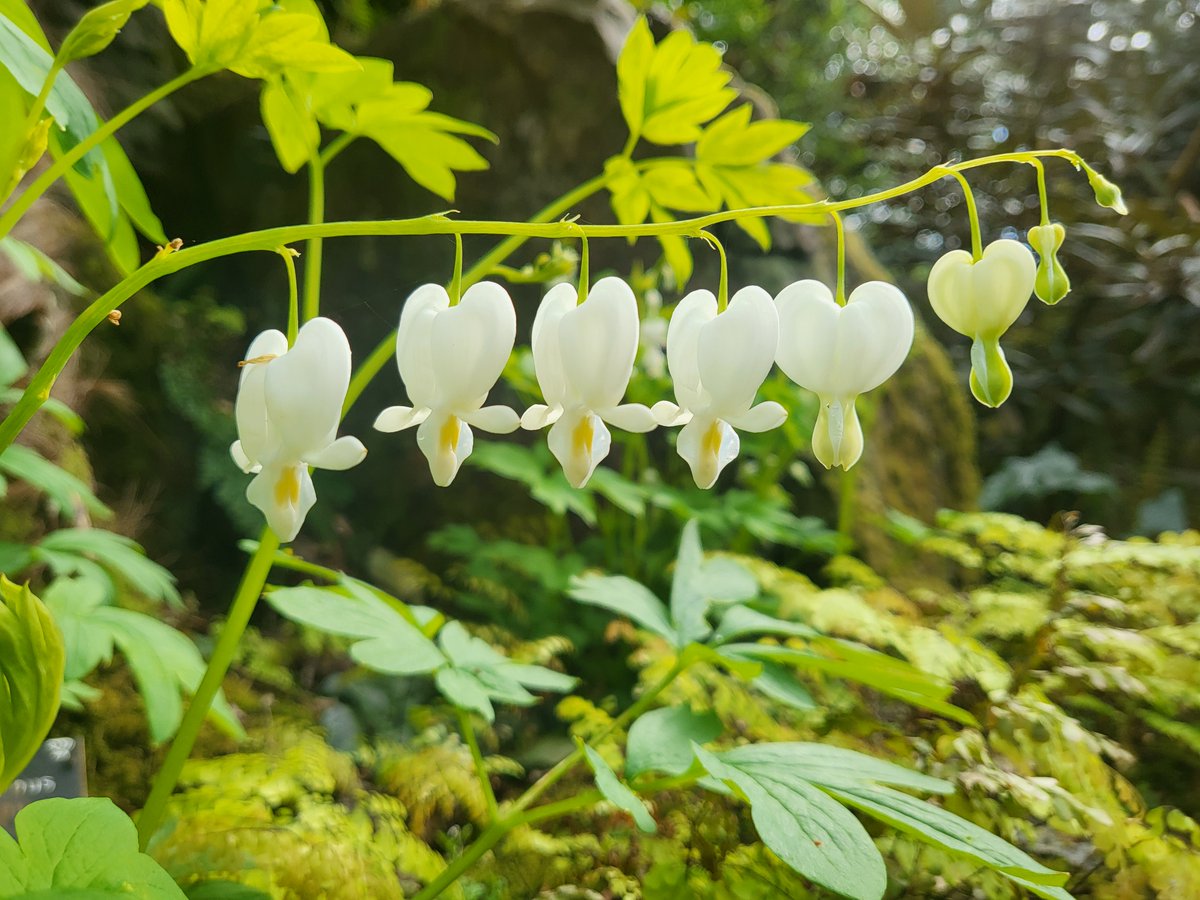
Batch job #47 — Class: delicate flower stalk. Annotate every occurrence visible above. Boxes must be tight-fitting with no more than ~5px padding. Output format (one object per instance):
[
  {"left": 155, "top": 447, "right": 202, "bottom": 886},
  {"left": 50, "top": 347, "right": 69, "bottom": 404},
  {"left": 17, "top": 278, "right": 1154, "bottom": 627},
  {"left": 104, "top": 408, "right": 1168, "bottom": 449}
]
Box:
[
  {"left": 231, "top": 317, "right": 366, "bottom": 541},
  {"left": 374, "top": 282, "right": 520, "bottom": 486},
  {"left": 775, "top": 280, "right": 914, "bottom": 470},
  {"left": 652, "top": 287, "right": 786, "bottom": 488},
  {"left": 1028, "top": 223, "right": 1070, "bottom": 305},
  {"left": 522, "top": 276, "right": 656, "bottom": 487},
  {"left": 926, "top": 239, "right": 1036, "bottom": 408}
]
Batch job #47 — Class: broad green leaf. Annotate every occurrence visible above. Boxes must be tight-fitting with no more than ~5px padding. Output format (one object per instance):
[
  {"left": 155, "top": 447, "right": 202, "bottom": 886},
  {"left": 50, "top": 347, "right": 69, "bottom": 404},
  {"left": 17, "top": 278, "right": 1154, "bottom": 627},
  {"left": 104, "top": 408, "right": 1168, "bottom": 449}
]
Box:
[
  {"left": 696, "top": 105, "right": 810, "bottom": 166},
  {"left": 0, "top": 0, "right": 47, "bottom": 49},
  {"left": 265, "top": 583, "right": 445, "bottom": 676},
  {"left": 639, "top": 29, "right": 736, "bottom": 146},
  {"left": 679, "top": 642, "right": 762, "bottom": 680},
  {"left": 437, "top": 620, "right": 577, "bottom": 708},
  {"left": 0, "top": 236, "right": 87, "bottom": 296},
  {"left": 670, "top": 520, "right": 709, "bottom": 645},
  {"left": 435, "top": 666, "right": 494, "bottom": 721},
  {"left": 718, "top": 742, "right": 953, "bottom": 795},
  {"left": 40, "top": 577, "right": 110, "bottom": 679},
  {"left": 56, "top": 0, "right": 148, "bottom": 65},
  {"left": 827, "top": 784, "right": 1072, "bottom": 898},
  {"left": 439, "top": 620, "right": 507, "bottom": 669},
  {"left": 642, "top": 162, "right": 716, "bottom": 212},
  {"left": 626, "top": 705, "right": 722, "bottom": 779},
  {"left": 39, "top": 528, "right": 180, "bottom": 607},
  {"left": 0, "top": 444, "right": 110, "bottom": 518},
  {"left": 0, "top": 797, "right": 186, "bottom": 897},
  {"left": 296, "top": 56, "right": 394, "bottom": 131},
  {"left": 567, "top": 573, "right": 676, "bottom": 644},
  {"left": 101, "top": 135, "right": 166, "bottom": 244},
  {"left": 584, "top": 743, "right": 657, "bottom": 832},
  {"left": 0, "top": 577, "right": 63, "bottom": 794},
  {"left": 616, "top": 17, "right": 653, "bottom": 138},
  {"left": 367, "top": 122, "right": 489, "bottom": 201},
  {"left": 230, "top": 8, "right": 357, "bottom": 80},
  {"left": 711, "top": 605, "right": 819, "bottom": 645},
  {"left": 749, "top": 661, "right": 817, "bottom": 711},
  {"left": 162, "top": 0, "right": 259, "bottom": 72},
  {"left": 261, "top": 77, "right": 318, "bottom": 173},
  {"left": 693, "top": 744, "right": 887, "bottom": 900},
  {"left": 59, "top": 156, "right": 138, "bottom": 273}
]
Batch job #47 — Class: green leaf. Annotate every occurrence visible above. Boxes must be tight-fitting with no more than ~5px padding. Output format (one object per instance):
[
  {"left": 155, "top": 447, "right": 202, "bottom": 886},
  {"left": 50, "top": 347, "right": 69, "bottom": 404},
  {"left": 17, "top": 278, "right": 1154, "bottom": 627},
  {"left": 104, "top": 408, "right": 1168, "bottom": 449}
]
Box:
[
  {"left": 0, "top": 444, "right": 110, "bottom": 518},
  {"left": 265, "top": 583, "right": 445, "bottom": 676},
  {"left": 567, "top": 573, "right": 676, "bottom": 644},
  {"left": 626, "top": 705, "right": 722, "bottom": 779},
  {"left": 0, "top": 797, "right": 186, "bottom": 897},
  {"left": 261, "top": 77, "right": 318, "bottom": 173},
  {"left": 40, "top": 577, "right": 111, "bottom": 680},
  {"left": 693, "top": 744, "right": 887, "bottom": 900},
  {"left": 827, "top": 784, "right": 1072, "bottom": 898},
  {"left": 669, "top": 520, "right": 708, "bottom": 644},
  {"left": 366, "top": 121, "right": 489, "bottom": 201},
  {"left": 587, "top": 467, "right": 647, "bottom": 517},
  {"left": 435, "top": 666, "right": 494, "bottom": 721},
  {"left": 639, "top": 28, "right": 736, "bottom": 146},
  {"left": 229, "top": 7, "right": 358, "bottom": 80},
  {"left": 711, "top": 605, "right": 819, "bottom": 645},
  {"left": 59, "top": 155, "right": 138, "bottom": 274},
  {"left": 0, "top": 237, "right": 87, "bottom": 296},
  {"left": 696, "top": 105, "right": 810, "bottom": 166},
  {"left": 583, "top": 743, "right": 656, "bottom": 833},
  {"left": 0, "top": 321, "right": 26, "bottom": 385},
  {"left": 101, "top": 135, "right": 166, "bottom": 244},
  {"left": 469, "top": 441, "right": 596, "bottom": 525},
  {"left": 56, "top": 0, "right": 148, "bottom": 65},
  {"left": 748, "top": 661, "right": 817, "bottom": 711},
  {"left": 38, "top": 528, "right": 180, "bottom": 607},
  {"left": 436, "top": 620, "right": 577, "bottom": 709},
  {"left": 718, "top": 743, "right": 953, "bottom": 796},
  {"left": 616, "top": 17, "right": 654, "bottom": 138},
  {"left": 0, "top": 577, "right": 63, "bottom": 794}
]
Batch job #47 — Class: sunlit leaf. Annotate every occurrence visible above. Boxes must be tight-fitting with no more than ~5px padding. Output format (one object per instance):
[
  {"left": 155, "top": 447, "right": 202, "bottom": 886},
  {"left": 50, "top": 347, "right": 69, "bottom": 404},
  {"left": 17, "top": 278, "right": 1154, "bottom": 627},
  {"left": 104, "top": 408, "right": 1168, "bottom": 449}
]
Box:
[
  {"left": 583, "top": 743, "right": 656, "bottom": 832},
  {"left": 56, "top": 0, "right": 148, "bottom": 65}
]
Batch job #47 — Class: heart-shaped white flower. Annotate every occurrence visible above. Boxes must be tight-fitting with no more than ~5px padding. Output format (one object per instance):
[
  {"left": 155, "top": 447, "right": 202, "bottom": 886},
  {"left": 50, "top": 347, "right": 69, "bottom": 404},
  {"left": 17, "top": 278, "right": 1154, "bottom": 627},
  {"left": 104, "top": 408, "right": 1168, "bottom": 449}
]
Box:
[
  {"left": 652, "top": 286, "right": 786, "bottom": 488},
  {"left": 927, "top": 239, "right": 1035, "bottom": 407},
  {"left": 231, "top": 317, "right": 367, "bottom": 542},
  {"left": 775, "top": 280, "right": 914, "bottom": 470},
  {"left": 521, "top": 276, "right": 656, "bottom": 488},
  {"left": 374, "top": 282, "right": 520, "bottom": 486}
]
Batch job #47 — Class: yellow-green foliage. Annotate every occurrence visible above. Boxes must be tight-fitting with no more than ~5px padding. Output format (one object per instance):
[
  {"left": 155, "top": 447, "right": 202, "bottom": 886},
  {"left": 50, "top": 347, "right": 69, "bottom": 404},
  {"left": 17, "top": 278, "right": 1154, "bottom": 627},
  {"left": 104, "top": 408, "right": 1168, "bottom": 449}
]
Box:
[{"left": 152, "top": 730, "right": 454, "bottom": 899}]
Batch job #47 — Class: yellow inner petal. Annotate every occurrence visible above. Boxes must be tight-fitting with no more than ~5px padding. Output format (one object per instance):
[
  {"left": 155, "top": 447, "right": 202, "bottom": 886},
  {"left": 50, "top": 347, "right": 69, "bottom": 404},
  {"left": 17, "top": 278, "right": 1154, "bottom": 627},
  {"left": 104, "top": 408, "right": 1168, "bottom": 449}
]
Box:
[
  {"left": 702, "top": 421, "right": 723, "bottom": 462},
  {"left": 572, "top": 415, "right": 595, "bottom": 458},
  {"left": 274, "top": 466, "right": 301, "bottom": 507},
  {"left": 440, "top": 415, "right": 462, "bottom": 453}
]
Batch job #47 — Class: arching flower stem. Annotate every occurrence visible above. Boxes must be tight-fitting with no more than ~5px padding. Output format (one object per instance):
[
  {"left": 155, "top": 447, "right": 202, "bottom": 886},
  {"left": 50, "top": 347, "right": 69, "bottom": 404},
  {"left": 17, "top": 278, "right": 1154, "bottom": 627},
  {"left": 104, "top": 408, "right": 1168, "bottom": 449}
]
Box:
[
  {"left": 943, "top": 167, "right": 983, "bottom": 261},
  {"left": 576, "top": 228, "right": 591, "bottom": 304},
  {"left": 1029, "top": 158, "right": 1051, "bottom": 227},
  {"left": 829, "top": 210, "right": 847, "bottom": 306},
  {"left": 276, "top": 246, "right": 300, "bottom": 344},
  {"left": 449, "top": 233, "right": 464, "bottom": 306},
  {"left": 698, "top": 229, "right": 729, "bottom": 311}
]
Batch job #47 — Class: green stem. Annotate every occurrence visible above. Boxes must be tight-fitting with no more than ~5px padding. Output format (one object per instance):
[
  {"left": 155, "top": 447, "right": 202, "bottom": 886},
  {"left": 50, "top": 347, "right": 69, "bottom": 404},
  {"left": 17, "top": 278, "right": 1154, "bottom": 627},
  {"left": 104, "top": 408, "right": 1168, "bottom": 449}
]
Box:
[
  {"left": 449, "top": 233, "right": 463, "bottom": 305},
  {"left": 0, "top": 63, "right": 61, "bottom": 206},
  {"left": 320, "top": 132, "right": 355, "bottom": 166},
  {"left": 576, "top": 230, "right": 590, "bottom": 303},
  {"left": 0, "top": 149, "right": 1086, "bottom": 451},
  {"left": 277, "top": 247, "right": 299, "bottom": 344},
  {"left": 1030, "top": 158, "right": 1050, "bottom": 226},
  {"left": 944, "top": 168, "right": 983, "bottom": 260},
  {"left": 699, "top": 230, "right": 728, "bottom": 310},
  {"left": 19, "top": 62, "right": 60, "bottom": 139},
  {"left": 302, "top": 152, "right": 326, "bottom": 321},
  {"left": 136, "top": 528, "right": 281, "bottom": 849},
  {"left": 0, "top": 67, "right": 204, "bottom": 241},
  {"left": 829, "top": 209, "right": 846, "bottom": 305},
  {"left": 458, "top": 708, "right": 498, "bottom": 821}
]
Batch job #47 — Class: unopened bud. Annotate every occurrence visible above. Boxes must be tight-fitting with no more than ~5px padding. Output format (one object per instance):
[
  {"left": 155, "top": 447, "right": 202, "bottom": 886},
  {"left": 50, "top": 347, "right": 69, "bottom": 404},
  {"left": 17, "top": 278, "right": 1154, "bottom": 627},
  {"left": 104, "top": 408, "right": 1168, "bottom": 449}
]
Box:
[
  {"left": 1028, "top": 223, "right": 1070, "bottom": 305},
  {"left": 1083, "top": 164, "right": 1128, "bottom": 215}
]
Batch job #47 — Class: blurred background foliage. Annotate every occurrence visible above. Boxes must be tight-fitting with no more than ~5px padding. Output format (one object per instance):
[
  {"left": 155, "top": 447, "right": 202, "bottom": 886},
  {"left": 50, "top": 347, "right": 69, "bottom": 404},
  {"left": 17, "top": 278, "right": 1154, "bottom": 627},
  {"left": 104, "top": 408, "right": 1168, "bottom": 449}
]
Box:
[{"left": 2, "top": 0, "right": 1199, "bottom": 896}]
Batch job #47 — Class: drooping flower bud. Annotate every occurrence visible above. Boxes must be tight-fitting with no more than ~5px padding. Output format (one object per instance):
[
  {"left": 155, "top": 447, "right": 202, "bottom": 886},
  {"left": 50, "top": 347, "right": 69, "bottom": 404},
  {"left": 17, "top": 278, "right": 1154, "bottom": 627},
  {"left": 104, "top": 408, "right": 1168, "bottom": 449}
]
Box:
[
  {"left": 1028, "top": 223, "right": 1070, "bottom": 305},
  {"left": 1083, "top": 163, "right": 1128, "bottom": 215}
]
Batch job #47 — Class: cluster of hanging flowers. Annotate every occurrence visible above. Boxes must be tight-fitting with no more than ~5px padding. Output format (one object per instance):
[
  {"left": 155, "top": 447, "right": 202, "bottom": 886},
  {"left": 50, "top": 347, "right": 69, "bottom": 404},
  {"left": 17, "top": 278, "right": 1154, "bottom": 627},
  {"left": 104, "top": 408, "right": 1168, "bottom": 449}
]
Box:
[{"left": 231, "top": 213, "right": 1083, "bottom": 542}]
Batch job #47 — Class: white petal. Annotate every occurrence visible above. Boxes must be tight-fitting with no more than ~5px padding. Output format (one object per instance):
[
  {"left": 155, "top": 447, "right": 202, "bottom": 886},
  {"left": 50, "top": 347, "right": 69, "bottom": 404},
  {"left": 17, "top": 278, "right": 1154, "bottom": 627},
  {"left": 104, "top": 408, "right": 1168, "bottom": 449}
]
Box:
[
  {"left": 239, "top": 330, "right": 288, "bottom": 385},
  {"left": 599, "top": 403, "right": 658, "bottom": 433},
  {"left": 676, "top": 417, "right": 739, "bottom": 490},
  {"left": 416, "top": 411, "right": 474, "bottom": 487},
  {"left": 462, "top": 404, "right": 520, "bottom": 434},
  {"left": 811, "top": 394, "right": 864, "bottom": 470},
  {"left": 927, "top": 240, "right": 1034, "bottom": 338},
  {"left": 697, "top": 286, "right": 778, "bottom": 415},
  {"left": 246, "top": 462, "right": 316, "bottom": 543},
  {"left": 265, "top": 317, "right": 352, "bottom": 459},
  {"left": 840, "top": 282, "right": 914, "bottom": 391},
  {"left": 396, "top": 284, "right": 449, "bottom": 409},
  {"left": 547, "top": 409, "right": 610, "bottom": 488},
  {"left": 520, "top": 403, "right": 562, "bottom": 431},
  {"left": 726, "top": 401, "right": 787, "bottom": 433},
  {"left": 230, "top": 441, "right": 260, "bottom": 474},
  {"left": 651, "top": 400, "right": 691, "bottom": 427},
  {"left": 559, "top": 276, "right": 640, "bottom": 410},
  {"left": 530, "top": 283, "right": 578, "bottom": 409},
  {"left": 374, "top": 405, "right": 431, "bottom": 432},
  {"left": 234, "top": 357, "right": 274, "bottom": 466},
  {"left": 665, "top": 289, "right": 716, "bottom": 411},
  {"left": 305, "top": 435, "right": 367, "bottom": 471},
  {"left": 775, "top": 279, "right": 840, "bottom": 395},
  {"left": 430, "top": 281, "right": 516, "bottom": 408}
]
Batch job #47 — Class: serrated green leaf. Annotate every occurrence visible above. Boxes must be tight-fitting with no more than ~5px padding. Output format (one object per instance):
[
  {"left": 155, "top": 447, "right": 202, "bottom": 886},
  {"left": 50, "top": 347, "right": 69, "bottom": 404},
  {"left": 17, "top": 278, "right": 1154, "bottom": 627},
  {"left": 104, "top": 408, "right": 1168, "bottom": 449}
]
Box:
[
  {"left": 435, "top": 666, "right": 494, "bottom": 721},
  {"left": 583, "top": 743, "right": 657, "bottom": 832},
  {"left": 0, "top": 797, "right": 185, "bottom": 897},
  {"left": 367, "top": 122, "right": 489, "bottom": 201},
  {"left": 693, "top": 744, "right": 887, "bottom": 900},
  {"left": 265, "top": 582, "right": 445, "bottom": 676},
  {"left": 0, "top": 444, "right": 110, "bottom": 518},
  {"left": 696, "top": 105, "right": 810, "bottom": 166},
  {"left": 641, "top": 30, "right": 735, "bottom": 145},
  {"left": 0, "top": 576, "right": 63, "bottom": 794},
  {"left": 261, "top": 77, "right": 318, "bottom": 173},
  {"left": 38, "top": 528, "right": 180, "bottom": 607},
  {"left": 568, "top": 573, "right": 676, "bottom": 644},
  {"left": 230, "top": 8, "right": 358, "bottom": 80},
  {"left": 827, "top": 784, "right": 1072, "bottom": 898},
  {"left": 626, "top": 705, "right": 722, "bottom": 779},
  {"left": 616, "top": 17, "right": 653, "bottom": 138},
  {"left": 56, "top": 0, "right": 148, "bottom": 65},
  {"left": 642, "top": 162, "right": 716, "bottom": 212}
]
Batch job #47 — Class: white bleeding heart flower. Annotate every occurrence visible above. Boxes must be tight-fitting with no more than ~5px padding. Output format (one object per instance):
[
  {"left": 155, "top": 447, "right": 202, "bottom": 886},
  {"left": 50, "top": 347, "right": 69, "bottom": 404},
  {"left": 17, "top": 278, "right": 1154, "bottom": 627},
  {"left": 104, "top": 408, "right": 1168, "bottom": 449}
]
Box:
[
  {"left": 927, "top": 238, "right": 1036, "bottom": 407},
  {"left": 374, "top": 282, "right": 520, "bottom": 487},
  {"left": 774, "top": 280, "right": 914, "bottom": 470},
  {"left": 521, "top": 276, "right": 657, "bottom": 488},
  {"left": 231, "top": 317, "right": 367, "bottom": 542},
  {"left": 651, "top": 286, "right": 787, "bottom": 488}
]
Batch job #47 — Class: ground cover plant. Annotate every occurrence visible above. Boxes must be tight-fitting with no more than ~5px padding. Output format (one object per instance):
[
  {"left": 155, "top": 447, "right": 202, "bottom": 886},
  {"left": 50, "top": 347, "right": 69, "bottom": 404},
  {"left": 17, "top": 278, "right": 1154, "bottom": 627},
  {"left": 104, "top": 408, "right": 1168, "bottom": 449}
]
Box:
[{"left": 1, "top": 1, "right": 1196, "bottom": 898}]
